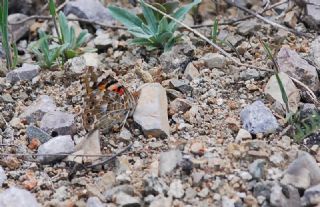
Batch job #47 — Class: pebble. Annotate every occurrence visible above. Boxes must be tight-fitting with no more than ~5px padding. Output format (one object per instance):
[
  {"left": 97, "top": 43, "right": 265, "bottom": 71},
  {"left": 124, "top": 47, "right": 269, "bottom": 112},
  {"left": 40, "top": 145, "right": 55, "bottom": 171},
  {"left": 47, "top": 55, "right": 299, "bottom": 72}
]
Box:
[
  {"left": 269, "top": 152, "right": 284, "bottom": 166},
  {"left": 277, "top": 46, "right": 319, "bottom": 91},
  {"left": 248, "top": 159, "right": 266, "bottom": 179},
  {"left": 0, "top": 94, "right": 14, "bottom": 103},
  {"left": 0, "top": 187, "right": 40, "bottom": 207},
  {"left": 237, "top": 19, "right": 261, "bottom": 36},
  {"left": 190, "top": 141, "right": 205, "bottom": 155},
  {"left": 94, "top": 33, "right": 113, "bottom": 49},
  {"left": 221, "top": 196, "right": 235, "bottom": 207},
  {"left": 114, "top": 192, "right": 141, "bottom": 207},
  {"left": 169, "top": 79, "right": 193, "bottom": 95},
  {"left": 26, "top": 125, "right": 51, "bottom": 143},
  {"left": 169, "top": 98, "right": 192, "bottom": 115},
  {"left": 239, "top": 171, "right": 253, "bottom": 181},
  {"left": 301, "top": 183, "right": 320, "bottom": 206},
  {"left": 201, "top": 53, "right": 226, "bottom": 69},
  {"left": 133, "top": 83, "right": 170, "bottom": 138},
  {"left": 240, "top": 100, "right": 279, "bottom": 134},
  {"left": 37, "top": 135, "right": 75, "bottom": 164},
  {"left": 168, "top": 179, "right": 184, "bottom": 199},
  {"left": 143, "top": 176, "right": 167, "bottom": 196},
  {"left": 270, "top": 184, "right": 301, "bottom": 207},
  {"left": 19, "top": 95, "right": 56, "bottom": 124},
  {"left": 149, "top": 196, "right": 172, "bottom": 207},
  {"left": 86, "top": 197, "right": 105, "bottom": 207},
  {"left": 184, "top": 62, "right": 200, "bottom": 81},
  {"left": 6, "top": 63, "right": 40, "bottom": 84},
  {"left": 235, "top": 129, "right": 252, "bottom": 143},
  {"left": 40, "top": 111, "right": 75, "bottom": 136},
  {"left": 159, "top": 150, "right": 182, "bottom": 176}
]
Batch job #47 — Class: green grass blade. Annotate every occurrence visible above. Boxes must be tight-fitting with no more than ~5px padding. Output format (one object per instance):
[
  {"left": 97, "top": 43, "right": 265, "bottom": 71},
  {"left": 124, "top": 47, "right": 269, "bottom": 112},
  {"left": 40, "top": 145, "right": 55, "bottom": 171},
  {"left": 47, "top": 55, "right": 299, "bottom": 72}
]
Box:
[
  {"left": 108, "top": 5, "right": 145, "bottom": 29},
  {"left": 49, "top": 0, "right": 57, "bottom": 17},
  {"left": 140, "top": 0, "right": 158, "bottom": 33}
]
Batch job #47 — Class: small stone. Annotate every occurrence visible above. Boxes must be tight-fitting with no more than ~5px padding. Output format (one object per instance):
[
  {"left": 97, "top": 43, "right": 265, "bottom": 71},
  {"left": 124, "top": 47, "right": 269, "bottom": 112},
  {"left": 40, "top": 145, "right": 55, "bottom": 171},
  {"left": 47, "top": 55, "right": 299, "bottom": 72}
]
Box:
[
  {"left": 149, "top": 196, "right": 172, "bottom": 207},
  {"left": 304, "top": 0, "right": 320, "bottom": 28},
  {"left": 83, "top": 53, "right": 100, "bottom": 68},
  {"left": 0, "top": 94, "right": 14, "bottom": 103},
  {"left": 40, "top": 111, "right": 75, "bottom": 136},
  {"left": 244, "top": 195, "right": 258, "bottom": 206},
  {"left": 281, "top": 151, "right": 320, "bottom": 189},
  {"left": 119, "top": 128, "right": 132, "bottom": 141},
  {"left": 8, "top": 13, "right": 33, "bottom": 42},
  {"left": 0, "top": 166, "right": 7, "bottom": 186},
  {"left": 159, "top": 150, "right": 182, "bottom": 176},
  {"left": 265, "top": 72, "right": 300, "bottom": 113},
  {"left": 240, "top": 68, "right": 265, "bottom": 80},
  {"left": 239, "top": 171, "right": 253, "bottom": 180},
  {"left": 159, "top": 42, "right": 195, "bottom": 73},
  {"left": 0, "top": 187, "right": 40, "bottom": 207},
  {"left": 86, "top": 197, "right": 105, "bottom": 207},
  {"left": 104, "top": 185, "right": 134, "bottom": 202},
  {"left": 269, "top": 152, "right": 284, "bottom": 166},
  {"left": 237, "top": 19, "right": 261, "bottom": 36},
  {"left": 201, "top": 53, "right": 226, "bottom": 69},
  {"left": 37, "top": 135, "right": 75, "bottom": 164},
  {"left": 311, "top": 36, "right": 320, "bottom": 69},
  {"left": 190, "top": 141, "right": 206, "bottom": 155},
  {"left": 169, "top": 79, "right": 193, "bottom": 95},
  {"left": 6, "top": 63, "right": 40, "bottom": 84},
  {"left": 277, "top": 46, "right": 319, "bottom": 91},
  {"left": 114, "top": 192, "right": 141, "bottom": 207},
  {"left": 169, "top": 98, "right": 192, "bottom": 115},
  {"left": 94, "top": 33, "right": 113, "bottom": 49},
  {"left": 64, "top": 0, "right": 115, "bottom": 27},
  {"left": 19, "top": 95, "right": 56, "bottom": 124},
  {"left": 64, "top": 56, "right": 86, "bottom": 74},
  {"left": 301, "top": 183, "right": 320, "bottom": 206},
  {"left": 0, "top": 156, "right": 21, "bottom": 170},
  {"left": 192, "top": 171, "right": 205, "bottom": 186},
  {"left": 166, "top": 89, "right": 184, "bottom": 100},
  {"left": 168, "top": 179, "right": 184, "bottom": 199},
  {"left": 143, "top": 176, "right": 168, "bottom": 196},
  {"left": 115, "top": 156, "right": 131, "bottom": 174},
  {"left": 133, "top": 83, "right": 170, "bottom": 138},
  {"left": 248, "top": 159, "right": 266, "bottom": 179},
  {"left": 235, "top": 129, "right": 252, "bottom": 143},
  {"left": 284, "top": 10, "right": 298, "bottom": 28},
  {"left": 197, "top": 187, "right": 209, "bottom": 198},
  {"left": 240, "top": 100, "right": 279, "bottom": 134},
  {"left": 270, "top": 184, "right": 301, "bottom": 207},
  {"left": 222, "top": 196, "right": 235, "bottom": 207},
  {"left": 26, "top": 125, "right": 51, "bottom": 144},
  {"left": 184, "top": 62, "right": 200, "bottom": 81}
]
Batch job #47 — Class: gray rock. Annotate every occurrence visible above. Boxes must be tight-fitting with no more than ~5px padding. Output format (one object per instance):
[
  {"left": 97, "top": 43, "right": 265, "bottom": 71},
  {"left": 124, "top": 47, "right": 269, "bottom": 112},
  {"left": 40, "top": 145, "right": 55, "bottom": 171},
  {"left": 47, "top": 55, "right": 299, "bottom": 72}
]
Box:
[
  {"left": 301, "top": 183, "right": 320, "bottom": 206},
  {"left": 169, "top": 98, "right": 192, "bottom": 115},
  {"left": 168, "top": 179, "right": 184, "bottom": 199},
  {"left": 237, "top": 19, "right": 261, "bottom": 36},
  {"left": 64, "top": 0, "right": 115, "bottom": 27},
  {"left": 149, "top": 196, "right": 172, "bottom": 207},
  {"left": 159, "top": 42, "right": 195, "bottom": 73},
  {"left": 104, "top": 185, "right": 134, "bottom": 202},
  {"left": 8, "top": 13, "right": 33, "bottom": 42},
  {"left": 184, "top": 62, "right": 200, "bottom": 81},
  {"left": 248, "top": 159, "right": 266, "bottom": 179},
  {"left": 26, "top": 125, "right": 52, "bottom": 143},
  {"left": 8, "top": 0, "right": 45, "bottom": 16},
  {"left": 37, "top": 135, "right": 75, "bottom": 164},
  {"left": 240, "top": 100, "right": 279, "bottom": 134},
  {"left": 40, "top": 111, "right": 75, "bottom": 136},
  {"left": 184, "top": 187, "right": 197, "bottom": 200},
  {"left": 114, "top": 192, "right": 141, "bottom": 207},
  {"left": 311, "top": 36, "right": 320, "bottom": 69},
  {"left": 6, "top": 63, "right": 40, "bottom": 84},
  {"left": 281, "top": 151, "right": 320, "bottom": 190},
  {"left": 86, "top": 197, "right": 106, "bottom": 207},
  {"left": 222, "top": 196, "right": 235, "bottom": 207},
  {"left": 133, "top": 83, "right": 170, "bottom": 138},
  {"left": 218, "top": 30, "right": 244, "bottom": 46},
  {"left": 159, "top": 150, "right": 182, "bottom": 176},
  {"left": 64, "top": 56, "right": 87, "bottom": 74},
  {"left": 0, "top": 187, "right": 40, "bottom": 207},
  {"left": 169, "top": 79, "right": 193, "bottom": 95},
  {"left": 270, "top": 184, "right": 301, "bottom": 207},
  {"left": 304, "top": 0, "right": 320, "bottom": 29},
  {"left": 0, "top": 59, "right": 8, "bottom": 77},
  {"left": 253, "top": 181, "right": 273, "bottom": 199},
  {"left": 235, "top": 129, "right": 252, "bottom": 143},
  {"left": 0, "top": 94, "right": 14, "bottom": 103},
  {"left": 277, "top": 46, "right": 319, "bottom": 91},
  {"left": 0, "top": 166, "right": 7, "bottom": 186},
  {"left": 269, "top": 152, "right": 284, "bottom": 166},
  {"left": 143, "top": 176, "right": 168, "bottom": 195},
  {"left": 94, "top": 33, "right": 113, "bottom": 50},
  {"left": 265, "top": 72, "right": 300, "bottom": 113},
  {"left": 201, "top": 53, "right": 226, "bottom": 69},
  {"left": 19, "top": 95, "right": 56, "bottom": 124},
  {"left": 192, "top": 171, "right": 205, "bottom": 186},
  {"left": 240, "top": 68, "right": 266, "bottom": 80}
]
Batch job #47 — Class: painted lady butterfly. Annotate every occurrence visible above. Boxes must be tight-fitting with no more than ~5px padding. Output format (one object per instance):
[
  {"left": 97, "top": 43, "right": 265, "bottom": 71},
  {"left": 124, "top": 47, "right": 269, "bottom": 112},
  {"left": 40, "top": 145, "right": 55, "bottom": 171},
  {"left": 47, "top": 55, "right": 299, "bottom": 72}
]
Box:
[{"left": 82, "top": 67, "right": 137, "bottom": 133}]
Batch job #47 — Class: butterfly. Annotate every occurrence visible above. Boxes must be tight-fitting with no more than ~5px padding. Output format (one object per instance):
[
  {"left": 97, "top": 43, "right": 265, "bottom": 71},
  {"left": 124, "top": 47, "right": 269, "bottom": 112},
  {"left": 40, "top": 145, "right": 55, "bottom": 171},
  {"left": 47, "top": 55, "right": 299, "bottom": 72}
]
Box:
[{"left": 82, "top": 66, "right": 137, "bottom": 134}]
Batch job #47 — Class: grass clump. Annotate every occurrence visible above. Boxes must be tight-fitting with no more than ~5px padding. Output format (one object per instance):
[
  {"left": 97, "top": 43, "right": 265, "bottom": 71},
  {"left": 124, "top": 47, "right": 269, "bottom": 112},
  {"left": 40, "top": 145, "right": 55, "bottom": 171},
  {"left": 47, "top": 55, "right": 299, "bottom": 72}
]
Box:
[
  {"left": 29, "top": 0, "right": 90, "bottom": 68},
  {"left": 108, "top": 0, "right": 201, "bottom": 52}
]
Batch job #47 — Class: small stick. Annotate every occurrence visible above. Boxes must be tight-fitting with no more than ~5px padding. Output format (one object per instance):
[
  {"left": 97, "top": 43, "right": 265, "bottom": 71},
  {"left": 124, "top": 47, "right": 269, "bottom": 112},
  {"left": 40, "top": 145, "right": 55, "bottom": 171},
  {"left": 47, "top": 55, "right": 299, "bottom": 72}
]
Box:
[
  {"left": 224, "top": 0, "right": 312, "bottom": 38},
  {"left": 0, "top": 152, "right": 118, "bottom": 158}
]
